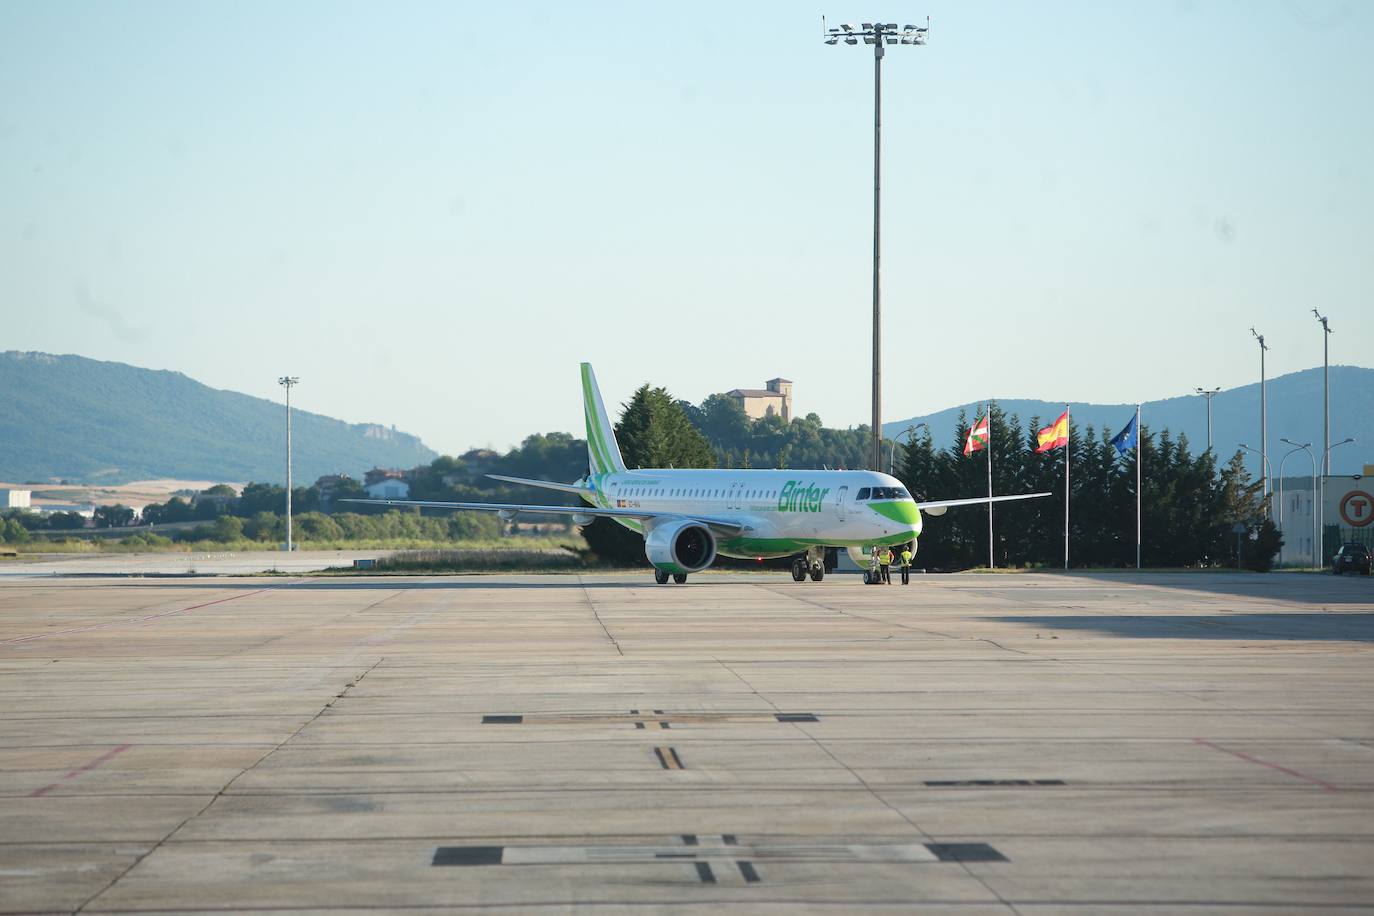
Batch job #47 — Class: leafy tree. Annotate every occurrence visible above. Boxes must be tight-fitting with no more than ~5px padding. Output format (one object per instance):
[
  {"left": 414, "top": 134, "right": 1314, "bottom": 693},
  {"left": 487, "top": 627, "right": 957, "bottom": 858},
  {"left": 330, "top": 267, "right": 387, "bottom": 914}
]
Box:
[
  {"left": 204, "top": 484, "right": 237, "bottom": 496},
  {"left": 212, "top": 515, "right": 245, "bottom": 541},
  {"left": 46, "top": 511, "right": 87, "bottom": 530},
  {"left": 243, "top": 511, "right": 282, "bottom": 541},
  {"left": 94, "top": 504, "right": 136, "bottom": 528},
  {"left": 617, "top": 384, "right": 717, "bottom": 470},
  {"left": 2, "top": 518, "right": 31, "bottom": 543},
  {"left": 142, "top": 497, "right": 195, "bottom": 525}
]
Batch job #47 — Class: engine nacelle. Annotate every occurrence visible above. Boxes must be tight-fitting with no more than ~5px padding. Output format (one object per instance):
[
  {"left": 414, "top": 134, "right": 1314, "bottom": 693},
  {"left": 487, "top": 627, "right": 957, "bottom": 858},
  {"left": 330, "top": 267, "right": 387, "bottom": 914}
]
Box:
[{"left": 644, "top": 519, "right": 717, "bottom": 574}]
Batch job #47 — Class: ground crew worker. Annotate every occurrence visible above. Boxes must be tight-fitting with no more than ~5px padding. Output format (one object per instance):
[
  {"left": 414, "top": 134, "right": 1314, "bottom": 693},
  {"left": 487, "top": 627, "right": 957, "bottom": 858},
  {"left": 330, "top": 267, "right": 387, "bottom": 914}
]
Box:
[
  {"left": 867, "top": 546, "right": 881, "bottom": 584},
  {"left": 878, "top": 546, "right": 893, "bottom": 584},
  {"left": 899, "top": 544, "right": 913, "bottom": 585}
]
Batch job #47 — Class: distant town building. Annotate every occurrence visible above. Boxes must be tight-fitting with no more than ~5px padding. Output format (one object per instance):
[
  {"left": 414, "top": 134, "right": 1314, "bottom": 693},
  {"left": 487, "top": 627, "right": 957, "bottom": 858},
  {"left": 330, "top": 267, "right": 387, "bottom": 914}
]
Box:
[
  {"left": 0, "top": 489, "right": 31, "bottom": 509},
  {"left": 364, "top": 478, "right": 410, "bottom": 500},
  {"left": 364, "top": 468, "right": 407, "bottom": 487},
  {"left": 727, "top": 378, "right": 793, "bottom": 421}
]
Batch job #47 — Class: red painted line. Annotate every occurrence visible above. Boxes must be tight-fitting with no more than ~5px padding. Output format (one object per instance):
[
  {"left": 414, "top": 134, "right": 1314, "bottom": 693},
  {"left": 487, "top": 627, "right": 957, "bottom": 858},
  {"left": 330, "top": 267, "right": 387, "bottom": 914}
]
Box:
[
  {"left": 29, "top": 744, "right": 132, "bottom": 797},
  {"left": 0, "top": 588, "right": 269, "bottom": 646},
  {"left": 1193, "top": 737, "right": 1339, "bottom": 791}
]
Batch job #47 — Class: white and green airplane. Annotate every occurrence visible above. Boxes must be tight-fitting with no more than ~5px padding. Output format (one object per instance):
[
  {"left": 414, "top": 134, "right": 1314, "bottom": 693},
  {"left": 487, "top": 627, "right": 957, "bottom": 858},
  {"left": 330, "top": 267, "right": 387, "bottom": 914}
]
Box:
[{"left": 348, "top": 364, "right": 1049, "bottom": 584}]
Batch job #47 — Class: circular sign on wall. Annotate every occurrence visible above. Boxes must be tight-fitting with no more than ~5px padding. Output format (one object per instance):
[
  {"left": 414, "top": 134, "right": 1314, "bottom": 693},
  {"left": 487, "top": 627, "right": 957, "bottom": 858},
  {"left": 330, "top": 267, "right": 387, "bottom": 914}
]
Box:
[{"left": 1339, "top": 490, "right": 1374, "bottom": 528}]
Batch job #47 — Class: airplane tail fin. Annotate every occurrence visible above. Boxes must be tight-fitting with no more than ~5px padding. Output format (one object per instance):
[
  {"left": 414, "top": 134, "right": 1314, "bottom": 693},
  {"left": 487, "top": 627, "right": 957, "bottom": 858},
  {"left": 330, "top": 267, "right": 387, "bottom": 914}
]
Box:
[{"left": 581, "top": 363, "right": 627, "bottom": 476}]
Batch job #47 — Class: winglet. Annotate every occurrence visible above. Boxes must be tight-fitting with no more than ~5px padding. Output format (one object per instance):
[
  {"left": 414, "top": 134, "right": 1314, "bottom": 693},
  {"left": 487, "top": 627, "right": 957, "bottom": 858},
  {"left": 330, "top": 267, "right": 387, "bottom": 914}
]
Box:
[{"left": 581, "top": 363, "right": 627, "bottom": 476}]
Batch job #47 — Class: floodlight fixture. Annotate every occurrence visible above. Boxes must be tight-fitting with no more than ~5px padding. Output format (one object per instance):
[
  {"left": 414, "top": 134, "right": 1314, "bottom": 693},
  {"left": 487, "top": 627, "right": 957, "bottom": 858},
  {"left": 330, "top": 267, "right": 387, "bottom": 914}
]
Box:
[{"left": 822, "top": 14, "right": 930, "bottom": 471}]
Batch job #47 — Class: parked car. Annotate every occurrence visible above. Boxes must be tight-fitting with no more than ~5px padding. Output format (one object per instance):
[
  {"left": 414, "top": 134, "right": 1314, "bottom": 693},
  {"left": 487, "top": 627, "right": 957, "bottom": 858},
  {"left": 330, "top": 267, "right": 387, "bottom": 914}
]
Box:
[{"left": 1331, "top": 542, "right": 1371, "bottom": 576}]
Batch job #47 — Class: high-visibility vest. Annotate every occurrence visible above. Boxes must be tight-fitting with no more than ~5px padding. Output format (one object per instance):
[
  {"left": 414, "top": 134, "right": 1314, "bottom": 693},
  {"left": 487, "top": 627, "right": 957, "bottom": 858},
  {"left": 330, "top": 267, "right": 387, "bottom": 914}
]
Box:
[{"left": 900, "top": 550, "right": 912, "bottom": 567}]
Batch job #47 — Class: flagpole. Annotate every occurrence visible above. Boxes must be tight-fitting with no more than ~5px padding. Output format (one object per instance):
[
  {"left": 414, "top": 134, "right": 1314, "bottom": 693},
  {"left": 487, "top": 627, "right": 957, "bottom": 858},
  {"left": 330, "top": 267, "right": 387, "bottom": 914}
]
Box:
[
  {"left": 1135, "top": 404, "right": 1141, "bottom": 571},
  {"left": 987, "top": 402, "right": 994, "bottom": 570},
  {"left": 1064, "top": 405, "right": 1070, "bottom": 571}
]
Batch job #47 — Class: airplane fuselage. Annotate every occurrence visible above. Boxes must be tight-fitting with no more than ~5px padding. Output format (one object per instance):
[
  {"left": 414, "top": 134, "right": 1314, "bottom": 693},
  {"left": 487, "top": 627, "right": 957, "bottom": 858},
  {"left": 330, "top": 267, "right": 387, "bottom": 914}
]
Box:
[{"left": 581, "top": 468, "right": 921, "bottom": 559}]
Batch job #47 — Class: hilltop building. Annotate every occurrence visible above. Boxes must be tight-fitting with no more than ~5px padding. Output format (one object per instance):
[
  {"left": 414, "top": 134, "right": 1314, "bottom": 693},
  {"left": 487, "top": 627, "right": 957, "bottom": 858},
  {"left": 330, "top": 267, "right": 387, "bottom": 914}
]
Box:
[{"left": 727, "top": 378, "right": 793, "bottom": 422}]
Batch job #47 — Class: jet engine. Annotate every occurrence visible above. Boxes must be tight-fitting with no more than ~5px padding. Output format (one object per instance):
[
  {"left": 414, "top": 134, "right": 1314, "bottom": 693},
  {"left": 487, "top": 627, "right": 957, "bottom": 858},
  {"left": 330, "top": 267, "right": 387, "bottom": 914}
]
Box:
[{"left": 644, "top": 519, "right": 717, "bottom": 574}]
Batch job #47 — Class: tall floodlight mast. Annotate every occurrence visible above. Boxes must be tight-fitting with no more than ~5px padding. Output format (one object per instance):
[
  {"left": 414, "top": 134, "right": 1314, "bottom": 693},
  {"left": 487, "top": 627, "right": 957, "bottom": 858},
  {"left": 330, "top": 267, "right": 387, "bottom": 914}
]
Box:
[
  {"left": 824, "top": 18, "right": 929, "bottom": 471},
  {"left": 1313, "top": 310, "right": 1331, "bottom": 474},
  {"left": 1250, "top": 328, "right": 1269, "bottom": 502},
  {"left": 278, "top": 376, "right": 300, "bottom": 553},
  {"left": 1194, "top": 387, "right": 1221, "bottom": 452}
]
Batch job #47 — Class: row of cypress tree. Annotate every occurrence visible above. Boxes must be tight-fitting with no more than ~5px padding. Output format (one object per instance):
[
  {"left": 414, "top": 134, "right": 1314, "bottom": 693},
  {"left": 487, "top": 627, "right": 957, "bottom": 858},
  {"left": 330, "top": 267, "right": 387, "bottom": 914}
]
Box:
[{"left": 895, "top": 404, "right": 1282, "bottom": 570}]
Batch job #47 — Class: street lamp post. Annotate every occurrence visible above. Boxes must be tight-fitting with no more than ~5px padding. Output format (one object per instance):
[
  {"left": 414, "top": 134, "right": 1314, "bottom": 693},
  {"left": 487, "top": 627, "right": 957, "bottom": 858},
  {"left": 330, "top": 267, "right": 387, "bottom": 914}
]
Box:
[
  {"left": 889, "top": 422, "right": 929, "bottom": 476},
  {"left": 1238, "top": 443, "right": 1273, "bottom": 522},
  {"left": 1313, "top": 310, "right": 1331, "bottom": 475},
  {"left": 1194, "top": 387, "right": 1221, "bottom": 452},
  {"left": 1250, "top": 329, "right": 1269, "bottom": 498},
  {"left": 278, "top": 376, "right": 300, "bottom": 552},
  {"left": 1318, "top": 436, "right": 1357, "bottom": 564},
  {"left": 1280, "top": 438, "right": 1316, "bottom": 569},
  {"left": 824, "top": 18, "right": 929, "bottom": 471}
]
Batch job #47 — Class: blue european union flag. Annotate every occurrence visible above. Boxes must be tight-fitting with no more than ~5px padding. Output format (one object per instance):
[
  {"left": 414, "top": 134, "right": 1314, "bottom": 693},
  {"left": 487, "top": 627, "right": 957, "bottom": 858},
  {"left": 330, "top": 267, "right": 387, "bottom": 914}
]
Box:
[{"left": 1111, "top": 413, "right": 1139, "bottom": 456}]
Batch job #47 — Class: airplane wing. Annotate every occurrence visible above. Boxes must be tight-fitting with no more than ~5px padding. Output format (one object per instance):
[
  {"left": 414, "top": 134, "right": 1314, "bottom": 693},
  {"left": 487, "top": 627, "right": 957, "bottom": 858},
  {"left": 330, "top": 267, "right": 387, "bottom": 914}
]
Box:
[
  {"left": 336, "top": 499, "right": 746, "bottom": 535},
  {"left": 916, "top": 492, "right": 1052, "bottom": 511}
]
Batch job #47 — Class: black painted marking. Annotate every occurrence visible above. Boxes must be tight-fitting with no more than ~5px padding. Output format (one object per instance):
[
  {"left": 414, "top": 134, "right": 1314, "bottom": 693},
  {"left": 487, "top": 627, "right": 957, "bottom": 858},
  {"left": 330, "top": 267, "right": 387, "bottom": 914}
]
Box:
[
  {"left": 660, "top": 721, "right": 671, "bottom": 729},
  {"left": 682, "top": 834, "right": 699, "bottom": 846},
  {"left": 655, "top": 852, "right": 697, "bottom": 858},
  {"left": 722, "top": 834, "right": 738, "bottom": 846},
  {"left": 653, "top": 709, "right": 665, "bottom": 714},
  {"left": 775, "top": 713, "right": 819, "bottom": 723},
  {"left": 635, "top": 722, "right": 645, "bottom": 729},
  {"left": 433, "top": 846, "right": 504, "bottom": 866},
  {"left": 695, "top": 862, "right": 716, "bottom": 883},
  {"left": 480, "top": 715, "right": 522, "bottom": 725},
  {"left": 925, "top": 842, "right": 1008, "bottom": 862},
  {"left": 654, "top": 747, "right": 685, "bottom": 769},
  {"left": 924, "top": 779, "right": 1065, "bottom": 787},
  {"left": 737, "top": 860, "right": 760, "bottom": 883}
]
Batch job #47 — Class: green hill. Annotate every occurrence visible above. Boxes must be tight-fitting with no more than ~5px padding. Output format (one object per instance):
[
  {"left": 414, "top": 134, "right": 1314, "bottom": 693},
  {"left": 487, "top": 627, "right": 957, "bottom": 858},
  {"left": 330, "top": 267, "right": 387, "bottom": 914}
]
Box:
[{"left": 0, "top": 352, "right": 436, "bottom": 485}]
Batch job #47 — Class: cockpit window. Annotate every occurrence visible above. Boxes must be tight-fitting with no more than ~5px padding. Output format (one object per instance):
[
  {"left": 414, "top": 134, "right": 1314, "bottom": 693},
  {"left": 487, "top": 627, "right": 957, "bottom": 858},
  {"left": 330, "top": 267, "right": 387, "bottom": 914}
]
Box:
[
  {"left": 856, "top": 487, "right": 871, "bottom": 500},
  {"left": 868, "top": 487, "right": 910, "bottom": 500}
]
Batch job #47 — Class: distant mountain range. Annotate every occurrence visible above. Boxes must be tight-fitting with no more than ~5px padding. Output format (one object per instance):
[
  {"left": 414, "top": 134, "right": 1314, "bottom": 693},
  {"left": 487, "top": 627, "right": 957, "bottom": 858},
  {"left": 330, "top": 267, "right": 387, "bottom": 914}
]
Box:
[
  {"left": 0, "top": 352, "right": 436, "bottom": 485},
  {"left": 885, "top": 365, "right": 1373, "bottom": 477}
]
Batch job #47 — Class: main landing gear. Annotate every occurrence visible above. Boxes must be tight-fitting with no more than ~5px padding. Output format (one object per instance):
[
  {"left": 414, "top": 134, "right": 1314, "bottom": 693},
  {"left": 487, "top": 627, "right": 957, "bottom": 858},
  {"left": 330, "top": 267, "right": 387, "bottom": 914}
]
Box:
[
  {"left": 654, "top": 569, "right": 689, "bottom": 584},
  {"left": 790, "top": 547, "right": 826, "bottom": 583}
]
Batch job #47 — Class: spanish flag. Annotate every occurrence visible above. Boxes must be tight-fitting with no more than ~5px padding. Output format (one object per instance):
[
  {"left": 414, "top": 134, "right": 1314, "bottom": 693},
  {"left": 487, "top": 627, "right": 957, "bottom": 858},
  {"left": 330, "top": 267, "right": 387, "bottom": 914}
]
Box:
[{"left": 1036, "top": 410, "right": 1069, "bottom": 453}]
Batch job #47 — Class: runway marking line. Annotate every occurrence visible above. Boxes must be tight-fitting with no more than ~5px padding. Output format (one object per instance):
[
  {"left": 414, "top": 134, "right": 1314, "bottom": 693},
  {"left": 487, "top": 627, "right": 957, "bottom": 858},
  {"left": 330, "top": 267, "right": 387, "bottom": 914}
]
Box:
[
  {"left": 1193, "top": 737, "right": 1339, "bottom": 791},
  {"left": 0, "top": 587, "right": 272, "bottom": 646},
  {"left": 29, "top": 744, "right": 131, "bottom": 797},
  {"left": 654, "top": 746, "right": 685, "bottom": 770}
]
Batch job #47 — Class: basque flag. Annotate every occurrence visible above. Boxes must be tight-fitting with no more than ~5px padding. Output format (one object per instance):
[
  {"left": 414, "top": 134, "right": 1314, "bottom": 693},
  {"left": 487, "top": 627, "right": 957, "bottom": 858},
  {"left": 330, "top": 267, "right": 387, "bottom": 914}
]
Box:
[
  {"left": 963, "top": 414, "right": 990, "bottom": 456},
  {"left": 1111, "top": 413, "right": 1139, "bottom": 456}
]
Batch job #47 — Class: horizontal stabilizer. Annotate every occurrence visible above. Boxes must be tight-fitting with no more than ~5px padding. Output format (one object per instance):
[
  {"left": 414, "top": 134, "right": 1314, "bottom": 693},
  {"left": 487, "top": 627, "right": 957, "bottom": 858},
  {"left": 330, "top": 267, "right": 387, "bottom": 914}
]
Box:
[{"left": 486, "top": 474, "right": 595, "bottom": 497}]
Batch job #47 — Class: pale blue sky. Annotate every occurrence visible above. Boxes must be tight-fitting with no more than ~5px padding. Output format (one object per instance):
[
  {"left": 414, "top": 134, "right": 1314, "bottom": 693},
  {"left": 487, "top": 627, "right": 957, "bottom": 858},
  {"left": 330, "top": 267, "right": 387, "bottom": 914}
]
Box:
[{"left": 4, "top": 1, "right": 1370, "bottom": 456}]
